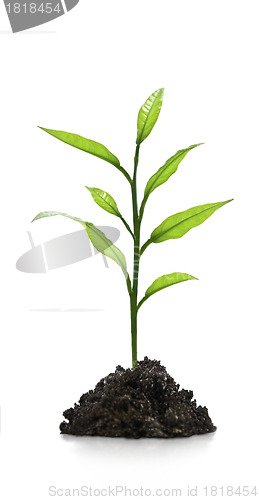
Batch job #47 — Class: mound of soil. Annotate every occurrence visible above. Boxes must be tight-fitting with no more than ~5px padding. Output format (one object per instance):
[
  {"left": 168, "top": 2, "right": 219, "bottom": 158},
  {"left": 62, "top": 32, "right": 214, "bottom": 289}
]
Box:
[{"left": 60, "top": 357, "right": 216, "bottom": 438}]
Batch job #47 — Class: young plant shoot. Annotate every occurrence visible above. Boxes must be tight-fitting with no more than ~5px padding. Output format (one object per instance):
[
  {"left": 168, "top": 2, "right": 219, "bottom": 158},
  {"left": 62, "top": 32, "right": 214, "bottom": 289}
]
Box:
[{"left": 32, "top": 89, "right": 233, "bottom": 370}]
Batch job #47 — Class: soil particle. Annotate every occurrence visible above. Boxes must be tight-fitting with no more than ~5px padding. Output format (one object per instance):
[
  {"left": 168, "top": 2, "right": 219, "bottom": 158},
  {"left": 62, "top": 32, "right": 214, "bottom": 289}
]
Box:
[{"left": 60, "top": 357, "right": 216, "bottom": 438}]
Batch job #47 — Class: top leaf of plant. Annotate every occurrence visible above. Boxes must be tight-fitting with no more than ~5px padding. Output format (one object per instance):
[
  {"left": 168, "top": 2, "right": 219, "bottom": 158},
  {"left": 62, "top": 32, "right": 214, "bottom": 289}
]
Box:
[
  {"left": 136, "top": 89, "right": 164, "bottom": 145},
  {"left": 38, "top": 128, "right": 132, "bottom": 183}
]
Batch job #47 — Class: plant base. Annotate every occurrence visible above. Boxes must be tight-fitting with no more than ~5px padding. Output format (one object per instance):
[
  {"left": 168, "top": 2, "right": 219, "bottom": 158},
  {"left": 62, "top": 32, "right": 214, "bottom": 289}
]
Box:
[{"left": 60, "top": 357, "right": 216, "bottom": 439}]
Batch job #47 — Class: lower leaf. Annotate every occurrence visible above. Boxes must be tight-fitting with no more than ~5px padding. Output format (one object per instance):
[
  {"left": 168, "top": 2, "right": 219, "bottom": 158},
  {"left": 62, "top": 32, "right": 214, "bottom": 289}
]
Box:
[
  {"left": 138, "top": 272, "right": 198, "bottom": 309},
  {"left": 32, "top": 211, "right": 129, "bottom": 280}
]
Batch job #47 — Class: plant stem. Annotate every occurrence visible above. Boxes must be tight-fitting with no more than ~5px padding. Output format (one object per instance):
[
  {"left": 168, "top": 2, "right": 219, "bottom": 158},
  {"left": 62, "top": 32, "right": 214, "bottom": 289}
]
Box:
[
  {"left": 130, "top": 292, "right": 138, "bottom": 368},
  {"left": 119, "top": 165, "right": 133, "bottom": 185},
  {"left": 119, "top": 215, "right": 135, "bottom": 239},
  {"left": 130, "top": 143, "right": 141, "bottom": 369},
  {"left": 137, "top": 295, "right": 147, "bottom": 311},
  {"left": 140, "top": 238, "right": 152, "bottom": 256}
]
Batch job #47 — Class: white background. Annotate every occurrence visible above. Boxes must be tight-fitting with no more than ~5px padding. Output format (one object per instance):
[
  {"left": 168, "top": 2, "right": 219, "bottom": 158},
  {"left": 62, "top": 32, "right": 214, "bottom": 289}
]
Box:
[{"left": 0, "top": 1, "right": 258, "bottom": 499}]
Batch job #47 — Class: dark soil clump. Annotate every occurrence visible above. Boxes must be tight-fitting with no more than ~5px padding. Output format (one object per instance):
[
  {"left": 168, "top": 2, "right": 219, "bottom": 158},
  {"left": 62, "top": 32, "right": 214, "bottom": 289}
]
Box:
[{"left": 60, "top": 357, "right": 216, "bottom": 438}]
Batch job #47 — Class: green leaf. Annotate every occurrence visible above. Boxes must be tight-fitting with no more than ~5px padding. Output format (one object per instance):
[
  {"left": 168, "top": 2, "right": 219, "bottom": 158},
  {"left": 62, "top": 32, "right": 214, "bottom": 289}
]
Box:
[
  {"left": 136, "top": 88, "right": 164, "bottom": 145},
  {"left": 86, "top": 187, "right": 134, "bottom": 238},
  {"left": 86, "top": 224, "right": 128, "bottom": 279},
  {"left": 86, "top": 187, "right": 121, "bottom": 217},
  {"left": 143, "top": 144, "right": 203, "bottom": 202},
  {"left": 31, "top": 211, "right": 128, "bottom": 279},
  {"left": 31, "top": 211, "right": 83, "bottom": 224},
  {"left": 138, "top": 272, "right": 198, "bottom": 309},
  {"left": 151, "top": 199, "right": 233, "bottom": 243},
  {"left": 38, "top": 127, "right": 131, "bottom": 183},
  {"left": 140, "top": 199, "right": 233, "bottom": 253}
]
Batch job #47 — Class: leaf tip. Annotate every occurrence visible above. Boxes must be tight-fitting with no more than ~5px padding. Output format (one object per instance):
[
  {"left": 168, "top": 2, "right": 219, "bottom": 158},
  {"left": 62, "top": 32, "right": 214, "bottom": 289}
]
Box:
[
  {"left": 188, "top": 274, "right": 198, "bottom": 281},
  {"left": 153, "top": 87, "right": 165, "bottom": 96},
  {"left": 191, "top": 143, "right": 205, "bottom": 150}
]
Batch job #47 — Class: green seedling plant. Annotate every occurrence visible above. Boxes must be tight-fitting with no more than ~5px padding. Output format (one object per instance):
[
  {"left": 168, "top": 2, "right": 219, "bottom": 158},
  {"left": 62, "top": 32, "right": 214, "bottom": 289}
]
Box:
[{"left": 32, "top": 89, "right": 233, "bottom": 369}]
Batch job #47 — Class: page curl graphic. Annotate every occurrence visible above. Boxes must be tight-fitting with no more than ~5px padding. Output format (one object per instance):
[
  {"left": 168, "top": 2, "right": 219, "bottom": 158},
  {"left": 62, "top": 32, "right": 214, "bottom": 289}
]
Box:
[{"left": 3, "top": 0, "right": 80, "bottom": 33}]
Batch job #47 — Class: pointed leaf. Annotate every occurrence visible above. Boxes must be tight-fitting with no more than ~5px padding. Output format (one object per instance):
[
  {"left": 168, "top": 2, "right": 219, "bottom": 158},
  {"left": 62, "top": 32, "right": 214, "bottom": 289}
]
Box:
[
  {"left": 138, "top": 272, "right": 198, "bottom": 309},
  {"left": 86, "top": 187, "right": 134, "bottom": 238},
  {"left": 150, "top": 199, "right": 233, "bottom": 243},
  {"left": 145, "top": 272, "right": 198, "bottom": 298},
  {"left": 31, "top": 211, "right": 84, "bottom": 225},
  {"left": 38, "top": 128, "right": 131, "bottom": 183},
  {"left": 86, "top": 187, "right": 121, "bottom": 217},
  {"left": 144, "top": 144, "right": 203, "bottom": 200},
  {"left": 32, "top": 211, "right": 128, "bottom": 279},
  {"left": 86, "top": 223, "right": 128, "bottom": 279},
  {"left": 136, "top": 89, "right": 164, "bottom": 145}
]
